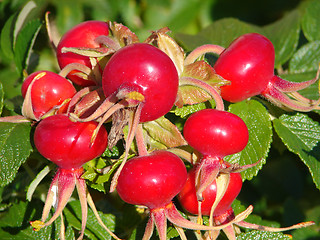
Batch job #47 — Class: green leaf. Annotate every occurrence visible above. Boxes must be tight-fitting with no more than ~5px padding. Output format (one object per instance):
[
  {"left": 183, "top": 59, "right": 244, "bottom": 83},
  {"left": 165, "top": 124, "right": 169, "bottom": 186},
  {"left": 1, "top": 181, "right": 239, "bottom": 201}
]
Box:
[
  {"left": 0, "top": 82, "right": 3, "bottom": 114},
  {"left": 225, "top": 100, "right": 273, "bottom": 181},
  {"left": 292, "top": 205, "right": 320, "bottom": 239},
  {"left": 13, "top": 0, "right": 37, "bottom": 44},
  {"left": 83, "top": 157, "right": 124, "bottom": 193},
  {"left": 159, "top": 0, "right": 202, "bottom": 32},
  {"left": 172, "top": 100, "right": 212, "bottom": 118},
  {"left": 176, "top": 18, "right": 260, "bottom": 50},
  {"left": 232, "top": 199, "right": 281, "bottom": 228},
  {"left": 0, "top": 68, "right": 21, "bottom": 100},
  {"left": 289, "top": 41, "right": 320, "bottom": 74},
  {"left": 0, "top": 122, "right": 32, "bottom": 187},
  {"left": 0, "top": 200, "right": 75, "bottom": 240},
  {"left": 237, "top": 230, "right": 292, "bottom": 240},
  {"left": 14, "top": 19, "right": 42, "bottom": 74},
  {"left": 0, "top": 1, "right": 37, "bottom": 62},
  {"left": 263, "top": 10, "right": 300, "bottom": 67},
  {"left": 0, "top": 14, "right": 16, "bottom": 60},
  {"left": 301, "top": 0, "right": 320, "bottom": 41},
  {"left": 273, "top": 113, "right": 320, "bottom": 190},
  {"left": 63, "top": 200, "right": 117, "bottom": 240},
  {"left": 142, "top": 116, "right": 187, "bottom": 150}
]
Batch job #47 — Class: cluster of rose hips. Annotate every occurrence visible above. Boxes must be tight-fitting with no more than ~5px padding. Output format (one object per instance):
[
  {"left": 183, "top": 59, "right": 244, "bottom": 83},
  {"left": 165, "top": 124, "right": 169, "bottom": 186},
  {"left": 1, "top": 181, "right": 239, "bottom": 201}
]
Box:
[{"left": 1, "top": 17, "right": 318, "bottom": 240}]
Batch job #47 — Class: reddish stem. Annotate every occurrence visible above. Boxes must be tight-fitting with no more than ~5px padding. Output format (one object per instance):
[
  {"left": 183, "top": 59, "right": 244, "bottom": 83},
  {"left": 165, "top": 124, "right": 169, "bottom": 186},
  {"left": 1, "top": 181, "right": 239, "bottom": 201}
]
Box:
[
  {"left": 263, "top": 86, "right": 320, "bottom": 112},
  {"left": 272, "top": 74, "right": 319, "bottom": 92},
  {"left": 136, "top": 123, "right": 148, "bottom": 156},
  {"left": 185, "top": 44, "right": 225, "bottom": 65},
  {"left": 235, "top": 220, "right": 315, "bottom": 232},
  {"left": 180, "top": 76, "right": 225, "bottom": 111},
  {"left": 75, "top": 173, "right": 88, "bottom": 240},
  {"left": 110, "top": 103, "right": 144, "bottom": 192},
  {"left": 195, "top": 156, "right": 221, "bottom": 201},
  {"left": 152, "top": 207, "right": 167, "bottom": 240}
]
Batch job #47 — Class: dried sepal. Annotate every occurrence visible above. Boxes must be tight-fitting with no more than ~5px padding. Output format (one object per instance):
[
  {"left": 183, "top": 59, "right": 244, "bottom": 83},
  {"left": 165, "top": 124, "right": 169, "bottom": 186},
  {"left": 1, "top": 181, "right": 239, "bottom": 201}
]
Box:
[
  {"left": 155, "top": 31, "right": 185, "bottom": 76},
  {"left": 108, "top": 21, "right": 140, "bottom": 47},
  {"left": 177, "top": 77, "right": 225, "bottom": 110},
  {"left": 182, "top": 60, "right": 229, "bottom": 88}
]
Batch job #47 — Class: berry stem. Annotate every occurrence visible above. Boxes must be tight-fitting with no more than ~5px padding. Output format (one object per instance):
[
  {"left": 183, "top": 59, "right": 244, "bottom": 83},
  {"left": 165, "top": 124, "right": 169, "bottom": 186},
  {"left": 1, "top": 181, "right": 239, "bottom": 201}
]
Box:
[
  {"left": 185, "top": 44, "right": 225, "bottom": 65},
  {"left": 90, "top": 99, "right": 128, "bottom": 144},
  {"left": 235, "top": 220, "right": 315, "bottom": 232},
  {"left": 209, "top": 173, "right": 230, "bottom": 227},
  {"left": 110, "top": 103, "right": 143, "bottom": 192},
  {"left": 136, "top": 123, "right": 148, "bottom": 156},
  {"left": 273, "top": 71, "right": 319, "bottom": 92},
  {"left": 75, "top": 175, "right": 88, "bottom": 240},
  {"left": 221, "top": 225, "right": 237, "bottom": 240},
  {"left": 174, "top": 226, "right": 188, "bottom": 240},
  {"left": 60, "top": 213, "right": 66, "bottom": 240},
  {"left": 142, "top": 213, "right": 155, "bottom": 240},
  {"left": 263, "top": 86, "right": 320, "bottom": 111},
  {"left": 152, "top": 207, "right": 167, "bottom": 240},
  {"left": 69, "top": 91, "right": 118, "bottom": 122},
  {"left": 59, "top": 62, "right": 92, "bottom": 78},
  {"left": 179, "top": 76, "right": 225, "bottom": 111},
  {"left": 167, "top": 148, "right": 195, "bottom": 163},
  {"left": 195, "top": 157, "right": 221, "bottom": 201},
  {"left": 94, "top": 35, "right": 121, "bottom": 51}
]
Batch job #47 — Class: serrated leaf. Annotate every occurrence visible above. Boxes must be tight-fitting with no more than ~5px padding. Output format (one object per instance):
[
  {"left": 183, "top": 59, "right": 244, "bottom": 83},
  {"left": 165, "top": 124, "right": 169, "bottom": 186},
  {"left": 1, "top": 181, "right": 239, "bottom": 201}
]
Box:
[
  {"left": 301, "top": 0, "right": 320, "bottom": 41},
  {"left": 0, "top": 200, "right": 75, "bottom": 240},
  {"left": 237, "top": 230, "right": 292, "bottom": 240},
  {"left": 0, "top": 122, "right": 33, "bottom": 187},
  {"left": 14, "top": 19, "right": 42, "bottom": 74},
  {"left": 64, "top": 200, "right": 117, "bottom": 240},
  {"left": 263, "top": 10, "right": 300, "bottom": 67},
  {"left": 225, "top": 100, "right": 272, "bottom": 181},
  {"left": 0, "top": 14, "right": 16, "bottom": 60},
  {"left": 273, "top": 113, "right": 320, "bottom": 189},
  {"left": 172, "top": 100, "right": 213, "bottom": 118},
  {"left": 156, "top": 32, "right": 185, "bottom": 76},
  {"left": 289, "top": 41, "right": 320, "bottom": 74},
  {"left": 142, "top": 116, "right": 187, "bottom": 150},
  {"left": 83, "top": 157, "right": 125, "bottom": 192},
  {"left": 13, "top": 0, "right": 37, "bottom": 43}
]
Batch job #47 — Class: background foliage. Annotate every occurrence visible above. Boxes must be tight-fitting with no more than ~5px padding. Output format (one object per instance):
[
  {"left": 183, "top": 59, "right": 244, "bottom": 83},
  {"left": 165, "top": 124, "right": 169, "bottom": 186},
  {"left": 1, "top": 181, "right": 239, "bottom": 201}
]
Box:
[{"left": 0, "top": 0, "right": 320, "bottom": 239}]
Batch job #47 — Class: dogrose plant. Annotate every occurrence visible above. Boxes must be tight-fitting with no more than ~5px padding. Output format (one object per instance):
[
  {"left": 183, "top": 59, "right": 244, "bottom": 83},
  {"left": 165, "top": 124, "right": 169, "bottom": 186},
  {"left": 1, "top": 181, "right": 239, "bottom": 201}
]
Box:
[{"left": 1, "top": 1, "right": 320, "bottom": 239}]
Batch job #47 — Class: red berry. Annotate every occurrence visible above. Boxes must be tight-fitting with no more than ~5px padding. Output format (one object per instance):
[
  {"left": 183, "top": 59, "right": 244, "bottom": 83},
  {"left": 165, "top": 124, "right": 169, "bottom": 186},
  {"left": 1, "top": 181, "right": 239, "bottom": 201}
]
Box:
[
  {"left": 102, "top": 43, "right": 179, "bottom": 122},
  {"left": 21, "top": 71, "right": 76, "bottom": 119},
  {"left": 178, "top": 167, "right": 242, "bottom": 216},
  {"left": 34, "top": 114, "right": 108, "bottom": 169},
  {"left": 183, "top": 109, "right": 249, "bottom": 158},
  {"left": 116, "top": 150, "right": 187, "bottom": 209},
  {"left": 214, "top": 33, "right": 275, "bottom": 102},
  {"left": 56, "top": 20, "right": 109, "bottom": 86}
]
